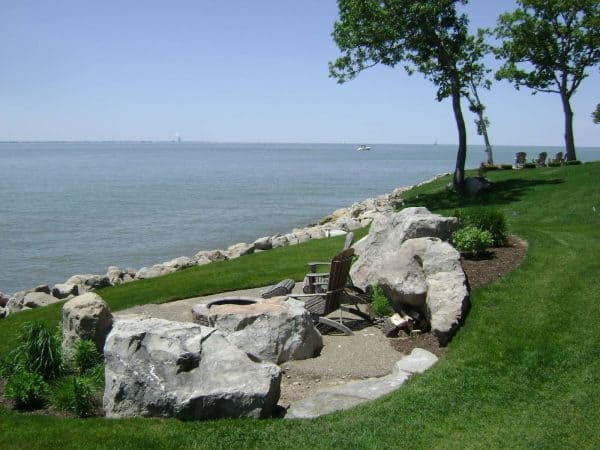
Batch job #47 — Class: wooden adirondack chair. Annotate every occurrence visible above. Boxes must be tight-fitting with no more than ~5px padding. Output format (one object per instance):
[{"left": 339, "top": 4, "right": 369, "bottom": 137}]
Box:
[
  {"left": 514, "top": 152, "right": 527, "bottom": 168},
  {"left": 303, "top": 232, "right": 354, "bottom": 294},
  {"left": 534, "top": 152, "right": 548, "bottom": 167},
  {"left": 290, "top": 247, "right": 371, "bottom": 336},
  {"left": 551, "top": 152, "right": 564, "bottom": 165}
]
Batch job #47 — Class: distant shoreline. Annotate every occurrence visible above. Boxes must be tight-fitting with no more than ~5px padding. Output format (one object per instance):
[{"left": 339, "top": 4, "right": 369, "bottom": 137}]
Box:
[{"left": 2, "top": 140, "right": 598, "bottom": 149}]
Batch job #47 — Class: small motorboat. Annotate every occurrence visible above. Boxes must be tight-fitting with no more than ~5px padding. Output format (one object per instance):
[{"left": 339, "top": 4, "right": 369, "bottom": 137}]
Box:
[{"left": 356, "top": 145, "right": 372, "bottom": 151}]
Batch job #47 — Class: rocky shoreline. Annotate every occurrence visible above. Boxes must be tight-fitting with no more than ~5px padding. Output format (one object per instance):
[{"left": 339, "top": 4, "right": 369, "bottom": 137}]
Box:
[{"left": 0, "top": 173, "right": 449, "bottom": 319}]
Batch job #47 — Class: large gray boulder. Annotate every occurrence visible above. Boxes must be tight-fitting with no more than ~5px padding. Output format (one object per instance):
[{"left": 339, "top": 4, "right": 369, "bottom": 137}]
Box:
[
  {"left": 226, "top": 242, "right": 255, "bottom": 259},
  {"left": 22, "top": 292, "right": 61, "bottom": 308},
  {"left": 103, "top": 316, "right": 281, "bottom": 420},
  {"left": 4, "top": 290, "right": 32, "bottom": 315},
  {"left": 66, "top": 274, "right": 111, "bottom": 291},
  {"left": 350, "top": 207, "right": 458, "bottom": 291},
  {"left": 192, "top": 297, "right": 322, "bottom": 364},
  {"left": 193, "top": 249, "right": 229, "bottom": 265},
  {"left": 62, "top": 293, "right": 113, "bottom": 360},
  {"left": 163, "top": 256, "right": 193, "bottom": 270},
  {"left": 134, "top": 264, "right": 176, "bottom": 280},
  {"left": 253, "top": 236, "right": 273, "bottom": 251},
  {"left": 106, "top": 266, "right": 134, "bottom": 285},
  {"left": 375, "top": 237, "right": 469, "bottom": 345}
]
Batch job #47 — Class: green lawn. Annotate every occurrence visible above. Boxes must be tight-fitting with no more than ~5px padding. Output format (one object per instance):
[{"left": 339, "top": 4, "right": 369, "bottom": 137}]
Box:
[{"left": 1, "top": 163, "right": 599, "bottom": 449}]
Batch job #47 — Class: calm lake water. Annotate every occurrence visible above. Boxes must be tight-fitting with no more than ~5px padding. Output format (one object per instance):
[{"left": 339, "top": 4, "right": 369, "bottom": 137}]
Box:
[{"left": 1, "top": 142, "right": 598, "bottom": 294}]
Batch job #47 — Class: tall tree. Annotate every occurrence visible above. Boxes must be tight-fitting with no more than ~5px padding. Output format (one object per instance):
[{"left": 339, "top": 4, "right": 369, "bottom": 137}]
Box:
[
  {"left": 593, "top": 103, "right": 600, "bottom": 124},
  {"left": 494, "top": 0, "right": 600, "bottom": 161},
  {"left": 329, "top": 0, "right": 485, "bottom": 191},
  {"left": 462, "top": 30, "right": 495, "bottom": 166}
]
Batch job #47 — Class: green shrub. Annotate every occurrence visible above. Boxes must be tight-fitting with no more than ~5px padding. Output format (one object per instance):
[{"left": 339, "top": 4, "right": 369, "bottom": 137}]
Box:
[
  {"left": 501, "top": 164, "right": 513, "bottom": 170},
  {"left": 454, "top": 207, "right": 508, "bottom": 246},
  {"left": 371, "top": 284, "right": 392, "bottom": 317},
  {"left": 51, "top": 376, "right": 98, "bottom": 418},
  {"left": 74, "top": 340, "right": 102, "bottom": 375},
  {"left": 452, "top": 226, "right": 493, "bottom": 257},
  {"left": 5, "top": 369, "right": 49, "bottom": 409},
  {"left": 566, "top": 160, "right": 582, "bottom": 165},
  {"left": 84, "top": 363, "right": 105, "bottom": 389},
  {"left": 523, "top": 162, "right": 536, "bottom": 169},
  {"left": 548, "top": 161, "right": 562, "bottom": 167}
]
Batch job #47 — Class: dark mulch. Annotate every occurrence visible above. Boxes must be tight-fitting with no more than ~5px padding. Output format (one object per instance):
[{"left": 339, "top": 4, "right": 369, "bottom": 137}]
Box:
[
  {"left": 460, "top": 235, "right": 528, "bottom": 290},
  {"left": 389, "top": 235, "right": 529, "bottom": 356}
]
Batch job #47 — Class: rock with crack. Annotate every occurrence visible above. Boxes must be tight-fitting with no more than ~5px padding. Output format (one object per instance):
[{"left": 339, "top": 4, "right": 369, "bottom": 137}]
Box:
[
  {"left": 103, "top": 316, "right": 281, "bottom": 420},
  {"left": 192, "top": 297, "right": 322, "bottom": 364}
]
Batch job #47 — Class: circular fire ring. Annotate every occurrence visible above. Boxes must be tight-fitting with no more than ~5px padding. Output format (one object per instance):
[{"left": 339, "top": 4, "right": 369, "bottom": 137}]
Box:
[{"left": 192, "top": 297, "right": 260, "bottom": 326}]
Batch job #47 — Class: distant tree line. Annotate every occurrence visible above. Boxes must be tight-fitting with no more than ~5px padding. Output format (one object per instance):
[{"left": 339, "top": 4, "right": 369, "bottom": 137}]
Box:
[{"left": 329, "top": 0, "right": 600, "bottom": 192}]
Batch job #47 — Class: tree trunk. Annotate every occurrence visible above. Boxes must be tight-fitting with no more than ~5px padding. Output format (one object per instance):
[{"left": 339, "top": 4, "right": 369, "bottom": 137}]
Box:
[
  {"left": 478, "top": 110, "right": 494, "bottom": 166},
  {"left": 469, "top": 80, "right": 494, "bottom": 166},
  {"left": 451, "top": 74, "right": 468, "bottom": 191},
  {"left": 561, "top": 90, "right": 577, "bottom": 161}
]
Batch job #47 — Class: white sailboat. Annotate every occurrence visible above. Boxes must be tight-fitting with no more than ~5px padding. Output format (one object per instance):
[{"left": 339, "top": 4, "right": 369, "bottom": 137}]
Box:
[{"left": 356, "top": 145, "right": 372, "bottom": 151}]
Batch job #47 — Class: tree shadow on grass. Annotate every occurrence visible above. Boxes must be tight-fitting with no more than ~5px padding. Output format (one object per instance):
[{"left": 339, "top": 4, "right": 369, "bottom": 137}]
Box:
[{"left": 401, "top": 178, "right": 564, "bottom": 212}]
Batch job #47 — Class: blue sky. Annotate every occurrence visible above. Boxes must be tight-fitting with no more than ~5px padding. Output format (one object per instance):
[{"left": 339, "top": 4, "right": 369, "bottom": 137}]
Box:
[{"left": 0, "top": 0, "right": 598, "bottom": 146}]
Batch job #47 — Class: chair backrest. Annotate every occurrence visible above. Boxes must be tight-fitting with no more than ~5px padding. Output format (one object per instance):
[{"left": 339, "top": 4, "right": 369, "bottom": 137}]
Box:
[
  {"left": 324, "top": 248, "right": 355, "bottom": 315},
  {"left": 554, "top": 152, "right": 564, "bottom": 162},
  {"left": 515, "top": 152, "right": 527, "bottom": 164},
  {"left": 538, "top": 152, "right": 547, "bottom": 162}
]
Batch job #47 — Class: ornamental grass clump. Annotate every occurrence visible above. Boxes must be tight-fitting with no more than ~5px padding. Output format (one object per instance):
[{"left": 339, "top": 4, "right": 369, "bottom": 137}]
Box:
[{"left": 0, "top": 321, "right": 63, "bottom": 381}]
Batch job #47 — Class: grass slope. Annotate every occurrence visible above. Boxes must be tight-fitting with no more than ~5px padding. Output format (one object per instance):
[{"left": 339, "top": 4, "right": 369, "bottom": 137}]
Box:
[{"left": 1, "top": 163, "right": 599, "bottom": 449}]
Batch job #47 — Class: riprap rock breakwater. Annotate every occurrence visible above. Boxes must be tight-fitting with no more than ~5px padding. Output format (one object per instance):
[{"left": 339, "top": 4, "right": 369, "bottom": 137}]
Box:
[{"left": 0, "top": 174, "right": 448, "bottom": 319}]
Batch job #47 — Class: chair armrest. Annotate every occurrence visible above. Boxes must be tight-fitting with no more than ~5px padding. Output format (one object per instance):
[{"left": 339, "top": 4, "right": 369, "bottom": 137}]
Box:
[
  {"left": 288, "top": 293, "right": 326, "bottom": 299},
  {"left": 305, "top": 272, "right": 330, "bottom": 278}
]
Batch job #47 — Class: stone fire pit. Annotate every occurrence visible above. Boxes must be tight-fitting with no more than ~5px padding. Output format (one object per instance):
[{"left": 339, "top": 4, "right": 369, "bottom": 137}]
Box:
[{"left": 191, "top": 296, "right": 323, "bottom": 364}]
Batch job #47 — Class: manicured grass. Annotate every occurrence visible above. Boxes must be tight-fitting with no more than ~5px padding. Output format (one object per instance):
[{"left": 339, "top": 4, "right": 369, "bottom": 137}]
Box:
[
  {"left": 0, "top": 230, "right": 367, "bottom": 357},
  {"left": 1, "top": 163, "right": 599, "bottom": 449}
]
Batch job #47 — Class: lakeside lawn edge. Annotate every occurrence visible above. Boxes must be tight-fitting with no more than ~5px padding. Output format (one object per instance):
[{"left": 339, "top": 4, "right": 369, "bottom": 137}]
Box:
[{"left": 0, "top": 162, "right": 598, "bottom": 449}]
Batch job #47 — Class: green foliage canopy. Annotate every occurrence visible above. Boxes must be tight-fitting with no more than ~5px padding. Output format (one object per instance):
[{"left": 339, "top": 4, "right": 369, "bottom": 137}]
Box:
[
  {"left": 329, "top": 0, "right": 488, "bottom": 190},
  {"left": 494, "top": 0, "right": 600, "bottom": 160}
]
